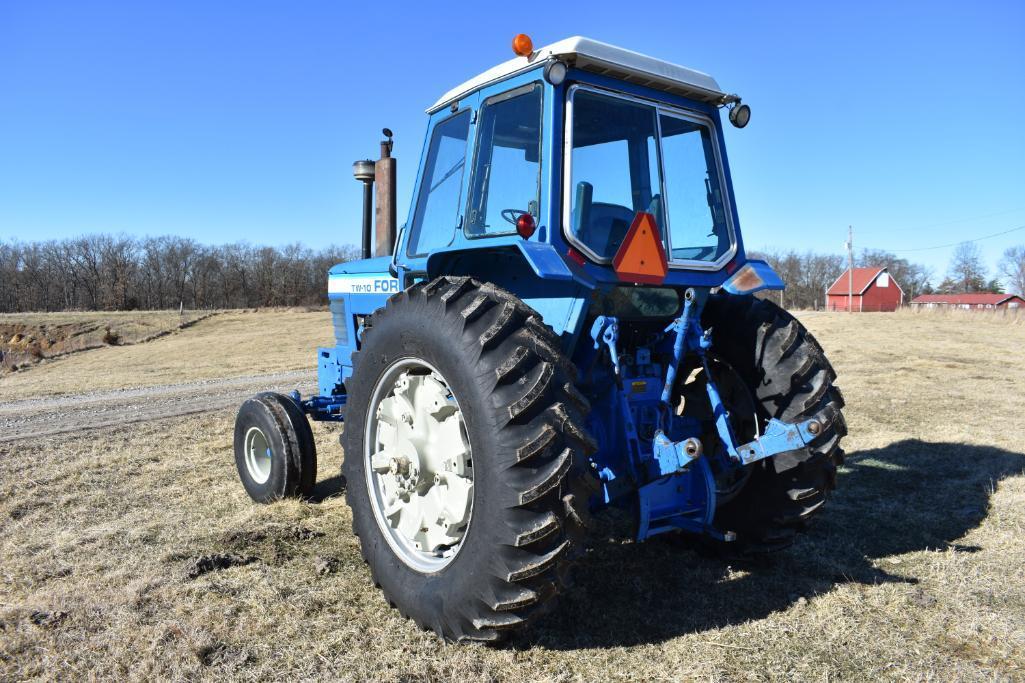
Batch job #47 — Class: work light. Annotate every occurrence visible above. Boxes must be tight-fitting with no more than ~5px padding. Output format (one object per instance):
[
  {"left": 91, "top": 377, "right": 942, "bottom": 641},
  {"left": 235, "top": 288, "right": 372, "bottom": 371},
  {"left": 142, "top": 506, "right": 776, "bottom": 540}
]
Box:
[{"left": 729, "top": 103, "right": 751, "bottom": 128}]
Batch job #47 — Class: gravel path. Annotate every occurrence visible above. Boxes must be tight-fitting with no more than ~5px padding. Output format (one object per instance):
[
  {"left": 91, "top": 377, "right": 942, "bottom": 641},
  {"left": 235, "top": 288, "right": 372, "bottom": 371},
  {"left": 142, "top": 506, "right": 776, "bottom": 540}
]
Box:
[{"left": 0, "top": 370, "right": 316, "bottom": 443}]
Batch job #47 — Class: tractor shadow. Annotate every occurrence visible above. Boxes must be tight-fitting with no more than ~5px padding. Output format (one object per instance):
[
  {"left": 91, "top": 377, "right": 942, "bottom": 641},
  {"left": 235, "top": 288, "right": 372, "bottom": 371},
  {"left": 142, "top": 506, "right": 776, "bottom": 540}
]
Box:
[
  {"left": 309, "top": 474, "right": 346, "bottom": 503},
  {"left": 520, "top": 439, "right": 1025, "bottom": 650}
]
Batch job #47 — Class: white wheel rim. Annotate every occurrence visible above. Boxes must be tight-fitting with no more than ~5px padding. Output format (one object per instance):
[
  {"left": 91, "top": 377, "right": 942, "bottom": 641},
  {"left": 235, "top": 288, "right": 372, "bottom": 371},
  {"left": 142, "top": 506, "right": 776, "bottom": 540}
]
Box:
[
  {"left": 364, "top": 357, "right": 474, "bottom": 573},
  {"left": 244, "top": 426, "right": 273, "bottom": 485}
]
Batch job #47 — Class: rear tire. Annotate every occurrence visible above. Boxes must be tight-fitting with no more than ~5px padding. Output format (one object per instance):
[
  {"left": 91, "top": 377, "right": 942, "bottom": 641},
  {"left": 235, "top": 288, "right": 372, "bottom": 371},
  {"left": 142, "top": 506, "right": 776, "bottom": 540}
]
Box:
[
  {"left": 343, "top": 276, "right": 597, "bottom": 642},
  {"left": 702, "top": 293, "right": 847, "bottom": 551},
  {"left": 234, "top": 392, "right": 317, "bottom": 503}
]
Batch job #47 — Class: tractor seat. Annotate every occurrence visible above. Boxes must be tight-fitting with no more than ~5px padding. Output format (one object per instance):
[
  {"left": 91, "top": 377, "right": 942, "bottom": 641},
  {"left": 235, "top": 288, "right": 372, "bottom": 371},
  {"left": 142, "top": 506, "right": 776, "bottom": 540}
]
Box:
[{"left": 583, "top": 202, "right": 634, "bottom": 257}]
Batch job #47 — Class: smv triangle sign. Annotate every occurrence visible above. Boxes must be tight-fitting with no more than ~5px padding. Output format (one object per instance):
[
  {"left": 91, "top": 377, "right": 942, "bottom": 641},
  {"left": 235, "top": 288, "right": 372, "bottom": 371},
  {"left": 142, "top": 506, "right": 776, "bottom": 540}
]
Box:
[{"left": 612, "top": 212, "right": 668, "bottom": 285}]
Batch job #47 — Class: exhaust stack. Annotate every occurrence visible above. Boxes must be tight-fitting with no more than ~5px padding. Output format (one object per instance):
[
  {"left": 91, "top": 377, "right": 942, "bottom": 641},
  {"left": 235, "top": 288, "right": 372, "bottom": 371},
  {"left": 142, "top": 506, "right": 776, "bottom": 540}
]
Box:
[{"left": 375, "top": 128, "right": 397, "bottom": 257}]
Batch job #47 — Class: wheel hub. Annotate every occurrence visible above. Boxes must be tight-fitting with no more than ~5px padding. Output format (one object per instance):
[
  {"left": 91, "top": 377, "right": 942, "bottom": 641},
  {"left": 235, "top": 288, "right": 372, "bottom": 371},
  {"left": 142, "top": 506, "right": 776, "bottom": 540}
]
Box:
[
  {"left": 243, "top": 426, "right": 272, "bottom": 485},
  {"left": 365, "top": 359, "right": 473, "bottom": 572}
]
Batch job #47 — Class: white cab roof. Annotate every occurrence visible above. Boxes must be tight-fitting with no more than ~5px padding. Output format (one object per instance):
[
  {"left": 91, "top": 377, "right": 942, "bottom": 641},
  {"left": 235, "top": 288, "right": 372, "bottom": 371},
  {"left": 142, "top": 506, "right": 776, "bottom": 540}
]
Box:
[{"left": 428, "top": 36, "right": 731, "bottom": 113}]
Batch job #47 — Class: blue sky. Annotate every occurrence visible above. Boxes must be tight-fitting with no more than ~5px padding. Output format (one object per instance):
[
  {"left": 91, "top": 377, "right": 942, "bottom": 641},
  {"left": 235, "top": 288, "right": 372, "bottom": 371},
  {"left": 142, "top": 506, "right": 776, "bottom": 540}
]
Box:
[{"left": 1, "top": 1, "right": 1023, "bottom": 280}]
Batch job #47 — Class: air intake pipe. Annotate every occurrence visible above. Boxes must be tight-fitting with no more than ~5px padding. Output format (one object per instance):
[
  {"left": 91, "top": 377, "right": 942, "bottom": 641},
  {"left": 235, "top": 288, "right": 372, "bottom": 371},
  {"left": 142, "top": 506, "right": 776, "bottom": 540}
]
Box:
[{"left": 352, "top": 160, "right": 375, "bottom": 260}]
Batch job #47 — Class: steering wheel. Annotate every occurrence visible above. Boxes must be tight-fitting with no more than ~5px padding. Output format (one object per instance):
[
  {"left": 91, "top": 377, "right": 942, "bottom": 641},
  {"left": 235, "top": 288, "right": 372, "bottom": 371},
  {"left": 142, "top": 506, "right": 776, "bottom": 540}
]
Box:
[{"left": 501, "top": 209, "right": 528, "bottom": 226}]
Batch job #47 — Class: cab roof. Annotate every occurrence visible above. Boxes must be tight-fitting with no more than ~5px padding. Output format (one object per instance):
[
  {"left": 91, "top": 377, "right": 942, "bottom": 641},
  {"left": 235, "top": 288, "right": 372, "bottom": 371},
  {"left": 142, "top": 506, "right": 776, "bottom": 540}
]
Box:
[{"left": 428, "top": 36, "right": 732, "bottom": 114}]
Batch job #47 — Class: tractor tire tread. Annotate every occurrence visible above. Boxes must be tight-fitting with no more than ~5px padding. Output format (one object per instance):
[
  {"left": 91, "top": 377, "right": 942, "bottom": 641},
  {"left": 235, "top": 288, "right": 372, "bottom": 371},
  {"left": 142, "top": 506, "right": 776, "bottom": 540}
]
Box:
[
  {"left": 703, "top": 293, "right": 845, "bottom": 553},
  {"left": 342, "top": 276, "right": 597, "bottom": 642}
]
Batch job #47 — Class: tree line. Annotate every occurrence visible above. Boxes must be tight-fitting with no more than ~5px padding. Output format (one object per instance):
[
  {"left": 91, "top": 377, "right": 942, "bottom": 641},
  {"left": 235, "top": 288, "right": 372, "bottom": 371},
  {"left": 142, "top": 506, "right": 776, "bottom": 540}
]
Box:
[
  {"left": 755, "top": 241, "right": 1025, "bottom": 310},
  {"left": 1, "top": 233, "right": 1022, "bottom": 313},
  {"left": 0, "top": 235, "right": 360, "bottom": 313},
  {"left": 752, "top": 248, "right": 933, "bottom": 310}
]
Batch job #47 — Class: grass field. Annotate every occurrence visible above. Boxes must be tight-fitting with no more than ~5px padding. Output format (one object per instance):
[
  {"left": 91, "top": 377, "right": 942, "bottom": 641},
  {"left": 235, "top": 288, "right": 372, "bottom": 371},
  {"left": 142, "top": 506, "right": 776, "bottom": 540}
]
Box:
[
  {"left": 1, "top": 308, "right": 1023, "bottom": 681},
  {"left": 0, "top": 310, "right": 333, "bottom": 401}
]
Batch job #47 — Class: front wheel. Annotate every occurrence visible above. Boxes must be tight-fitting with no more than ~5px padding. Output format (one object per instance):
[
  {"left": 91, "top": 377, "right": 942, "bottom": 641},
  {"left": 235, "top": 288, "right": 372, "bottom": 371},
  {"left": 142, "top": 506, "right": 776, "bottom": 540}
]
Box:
[
  {"left": 343, "top": 277, "right": 596, "bottom": 642},
  {"left": 233, "top": 392, "right": 317, "bottom": 502},
  {"left": 702, "top": 293, "right": 847, "bottom": 551}
]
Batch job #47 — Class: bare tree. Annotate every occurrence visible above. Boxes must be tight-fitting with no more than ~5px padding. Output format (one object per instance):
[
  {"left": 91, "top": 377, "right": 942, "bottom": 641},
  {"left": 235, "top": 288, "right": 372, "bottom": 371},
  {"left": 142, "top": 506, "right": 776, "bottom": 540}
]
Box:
[
  {"left": 101, "top": 235, "right": 140, "bottom": 309},
  {"left": 754, "top": 250, "right": 845, "bottom": 310},
  {"left": 946, "top": 242, "right": 988, "bottom": 293},
  {"left": 857, "top": 248, "right": 933, "bottom": 301},
  {"left": 999, "top": 245, "right": 1025, "bottom": 296},
  {"left": 0, "top": 240, "right": 19, "bottom": 311}
]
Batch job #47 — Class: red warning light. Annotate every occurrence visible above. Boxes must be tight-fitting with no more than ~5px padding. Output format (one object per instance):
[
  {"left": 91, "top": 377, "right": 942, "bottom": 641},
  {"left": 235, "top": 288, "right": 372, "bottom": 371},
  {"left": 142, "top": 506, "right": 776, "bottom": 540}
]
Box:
[
  {"left": 516, "top": 212, "right": 536, "bottom": 238},
  {"left": 612, "top": 212, "right": 668, "bottom": 284},
  {"left": 512, "top": 34, "right": 534, "bottom": 57}
]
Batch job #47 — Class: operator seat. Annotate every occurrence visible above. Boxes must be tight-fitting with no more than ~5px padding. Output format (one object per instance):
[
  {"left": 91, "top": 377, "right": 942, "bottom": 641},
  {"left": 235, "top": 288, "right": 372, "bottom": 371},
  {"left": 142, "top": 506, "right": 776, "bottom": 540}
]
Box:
[{"left": 573, "top": 181, "right": 666, "bottom": 257}]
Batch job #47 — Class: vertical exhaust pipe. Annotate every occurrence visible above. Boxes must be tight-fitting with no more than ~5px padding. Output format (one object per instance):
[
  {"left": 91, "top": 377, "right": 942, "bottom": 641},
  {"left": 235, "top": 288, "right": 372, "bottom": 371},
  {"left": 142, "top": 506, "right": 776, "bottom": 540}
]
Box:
[
  {"left": 375, "top": 128, "right": 397, "bottom": 257},
  {"left": 353, "top": 160, "right": 375, "bottom": 260}
]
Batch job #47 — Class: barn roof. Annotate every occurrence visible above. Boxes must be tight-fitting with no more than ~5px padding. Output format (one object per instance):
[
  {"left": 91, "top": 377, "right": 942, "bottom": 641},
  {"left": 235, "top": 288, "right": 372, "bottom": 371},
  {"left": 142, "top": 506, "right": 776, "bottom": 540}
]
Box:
[
  {"left": 826, "top": 267, "right": 890, "bottom": 296},
  {"left": 910, "top": 293, "right": 1024, "bottom": 305}
]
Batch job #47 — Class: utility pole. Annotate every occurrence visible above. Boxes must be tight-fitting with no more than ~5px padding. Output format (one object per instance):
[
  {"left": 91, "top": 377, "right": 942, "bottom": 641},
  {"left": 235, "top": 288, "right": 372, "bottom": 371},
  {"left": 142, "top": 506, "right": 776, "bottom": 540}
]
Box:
[{"left": 846, "top": 225, "right": 854, "bottom": 313}]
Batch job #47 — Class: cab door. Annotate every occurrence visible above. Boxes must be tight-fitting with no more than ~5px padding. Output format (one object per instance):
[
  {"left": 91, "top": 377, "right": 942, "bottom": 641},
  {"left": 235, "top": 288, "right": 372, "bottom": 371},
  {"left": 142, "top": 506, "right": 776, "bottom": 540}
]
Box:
[
  {"left": 462, "top": 81, "right": 544, "bottom": 240},
  {"left": 396, "top": 95, "right": 478, "bottom": 277}
]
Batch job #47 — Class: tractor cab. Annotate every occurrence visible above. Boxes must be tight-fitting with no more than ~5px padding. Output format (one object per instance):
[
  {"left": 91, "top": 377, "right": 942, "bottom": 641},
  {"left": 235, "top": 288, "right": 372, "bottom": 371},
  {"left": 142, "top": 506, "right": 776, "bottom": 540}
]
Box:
[
  {"left": 390, "top": 36, "right": 774, "bottom": 304},
  {"left": 402, "top": 36, "right": 746, "bottom": 286}
]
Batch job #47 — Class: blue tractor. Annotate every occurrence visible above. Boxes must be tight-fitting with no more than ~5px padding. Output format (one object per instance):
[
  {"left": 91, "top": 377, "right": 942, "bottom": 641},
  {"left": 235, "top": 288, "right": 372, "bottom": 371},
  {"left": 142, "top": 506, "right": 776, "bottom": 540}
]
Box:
[{"left": 233, "top": 35, "right": 846, "bottom": 642}]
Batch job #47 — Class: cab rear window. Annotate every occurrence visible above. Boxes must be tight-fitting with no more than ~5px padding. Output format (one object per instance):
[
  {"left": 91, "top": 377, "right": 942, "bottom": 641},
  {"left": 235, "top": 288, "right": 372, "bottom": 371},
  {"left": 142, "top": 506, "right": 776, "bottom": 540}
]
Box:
[{"left": 588, "top": 287, "right": 681, "bottom": 319}]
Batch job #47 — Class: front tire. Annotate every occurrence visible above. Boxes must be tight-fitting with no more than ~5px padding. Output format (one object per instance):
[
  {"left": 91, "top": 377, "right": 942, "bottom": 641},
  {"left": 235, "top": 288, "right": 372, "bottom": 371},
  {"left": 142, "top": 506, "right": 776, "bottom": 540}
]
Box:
[
  {"left": 343, "top": 277, "right": 596, "bottom": 642},
  {"left": 233, "top": 392, "right": 317, "bottom": 503},
  {"left": 703, "top": 293, "right": 847, "bottom": 551}
]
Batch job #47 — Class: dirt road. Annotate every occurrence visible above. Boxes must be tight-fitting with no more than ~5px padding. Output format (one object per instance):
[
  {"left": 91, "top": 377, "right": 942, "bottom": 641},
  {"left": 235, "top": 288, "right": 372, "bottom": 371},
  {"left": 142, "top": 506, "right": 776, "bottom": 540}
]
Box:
[{"left": 0, "top": 370, "right": 315, "bottom": 443}]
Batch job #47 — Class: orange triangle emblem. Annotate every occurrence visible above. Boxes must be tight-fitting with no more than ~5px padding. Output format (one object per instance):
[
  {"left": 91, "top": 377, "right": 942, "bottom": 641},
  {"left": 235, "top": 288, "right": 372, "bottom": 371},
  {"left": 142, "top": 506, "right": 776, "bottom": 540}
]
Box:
[{"left": 612, "top": 212, "right": 668, "bottom": 284}]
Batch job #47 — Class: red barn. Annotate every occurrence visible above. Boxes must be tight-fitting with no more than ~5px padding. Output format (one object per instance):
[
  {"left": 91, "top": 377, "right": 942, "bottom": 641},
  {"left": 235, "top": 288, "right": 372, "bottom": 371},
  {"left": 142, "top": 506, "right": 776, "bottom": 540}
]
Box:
[
  {"left": 826, "top": 267, "right": 904, "bottom": 312},
  {"left": 910, "top": 293, "right": 1025, "bottom": 309}
]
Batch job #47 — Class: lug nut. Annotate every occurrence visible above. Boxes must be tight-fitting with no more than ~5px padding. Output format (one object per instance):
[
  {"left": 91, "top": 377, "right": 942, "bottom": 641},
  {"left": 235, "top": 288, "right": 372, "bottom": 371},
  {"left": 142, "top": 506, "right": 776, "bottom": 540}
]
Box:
[{"left": 808, "top": 421, "right": 821, "bottom": 435}]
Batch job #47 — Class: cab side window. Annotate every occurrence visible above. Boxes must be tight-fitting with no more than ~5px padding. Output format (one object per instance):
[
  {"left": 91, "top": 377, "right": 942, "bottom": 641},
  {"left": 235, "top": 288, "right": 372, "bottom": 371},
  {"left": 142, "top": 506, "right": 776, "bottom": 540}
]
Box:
[
  {"left": 408, "top": 110, "right": 471, "bottom": 257},
  {"left": 465, "top": 84, "right": 542, "bottom": 237}
]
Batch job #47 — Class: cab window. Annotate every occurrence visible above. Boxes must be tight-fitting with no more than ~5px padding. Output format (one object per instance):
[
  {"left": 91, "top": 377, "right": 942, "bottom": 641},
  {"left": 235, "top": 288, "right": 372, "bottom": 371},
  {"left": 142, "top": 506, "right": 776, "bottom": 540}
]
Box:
[
  {"left": 465, "top": 84, "right": 542, "bottom": 237},
  {"left": 659, "top": 113, "right": 731, "bottom": 262},
  {"left": 567, "top": 87, "right": 734, "bottom": 264},
  {"left": 568, "top": 90, "right": 663, "bottom": 260},
  {"left": 408, "top": 110, "right": 471, "bottom": 257}
]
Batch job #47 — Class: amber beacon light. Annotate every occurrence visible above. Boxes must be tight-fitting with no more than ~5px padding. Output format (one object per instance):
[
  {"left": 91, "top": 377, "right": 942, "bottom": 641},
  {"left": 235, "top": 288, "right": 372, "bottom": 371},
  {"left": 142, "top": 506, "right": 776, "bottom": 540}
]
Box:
[{"left": 512, "top": 33, "right": 534, "bottom": 57}]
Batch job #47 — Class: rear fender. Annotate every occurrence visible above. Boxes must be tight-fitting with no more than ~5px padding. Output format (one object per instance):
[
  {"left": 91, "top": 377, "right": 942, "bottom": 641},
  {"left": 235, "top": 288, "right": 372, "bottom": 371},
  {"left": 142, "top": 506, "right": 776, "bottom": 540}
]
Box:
[
  {"left": 426, "top": 241, "right": 581, "bottom": 284},
  {"left": 721, "top": 259, "right": 784, "bottom": 295},
  {"left": 425, "top": 244, "right": 591, "bottom": 345}
]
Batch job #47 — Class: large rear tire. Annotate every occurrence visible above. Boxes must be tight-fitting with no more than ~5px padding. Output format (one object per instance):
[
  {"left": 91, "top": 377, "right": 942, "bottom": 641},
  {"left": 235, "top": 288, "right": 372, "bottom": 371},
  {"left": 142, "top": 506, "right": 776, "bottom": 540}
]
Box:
[
  {"left": 343, "top": 277, "right": 596, "bottom": 642},
  {"left": 702, "top": 293, "right": 847, "bottom": 551}
]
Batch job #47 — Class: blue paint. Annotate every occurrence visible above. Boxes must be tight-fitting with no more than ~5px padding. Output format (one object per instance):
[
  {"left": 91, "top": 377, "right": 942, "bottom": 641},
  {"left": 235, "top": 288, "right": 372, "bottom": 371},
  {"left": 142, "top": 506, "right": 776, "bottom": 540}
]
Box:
[{"left": 731, "top": 417, "right": 822, "bottom": 466}]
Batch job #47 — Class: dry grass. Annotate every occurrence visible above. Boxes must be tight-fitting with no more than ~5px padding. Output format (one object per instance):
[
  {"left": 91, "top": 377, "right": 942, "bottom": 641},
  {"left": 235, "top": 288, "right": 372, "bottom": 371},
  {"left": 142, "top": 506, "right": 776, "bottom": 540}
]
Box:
[
  {"left": 2, "top": 310, "right": 1024, "bottom": 681},
  {"left": 0, "top": 310, "right": 333, "bottom": 401}
]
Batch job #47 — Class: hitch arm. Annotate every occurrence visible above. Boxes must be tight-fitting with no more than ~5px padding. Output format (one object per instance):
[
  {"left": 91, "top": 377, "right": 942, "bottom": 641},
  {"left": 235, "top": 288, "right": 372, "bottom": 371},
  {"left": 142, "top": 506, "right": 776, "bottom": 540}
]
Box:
[{"left": 729, "top": 416, "right": 823, "bottom": 465}]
